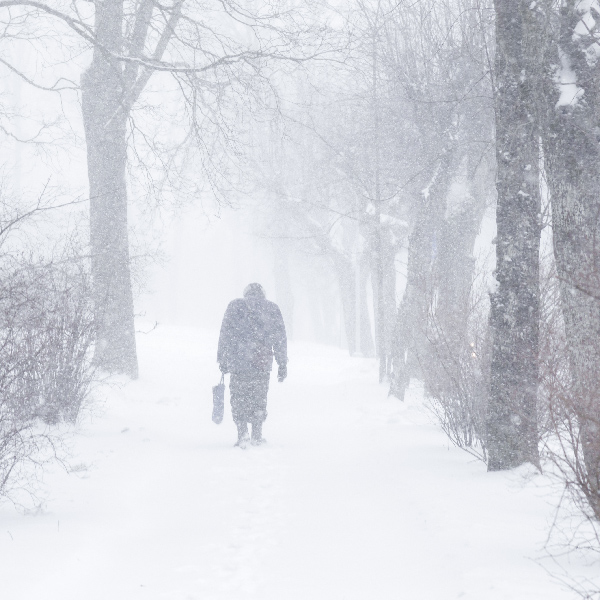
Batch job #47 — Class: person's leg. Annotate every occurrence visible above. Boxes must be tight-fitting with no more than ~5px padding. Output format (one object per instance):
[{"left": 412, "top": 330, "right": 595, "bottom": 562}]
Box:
[
  {"left": 251, "top": 421, "right": 263, "bottom": 444},
  {"left": 250, "top": 373, "right": 270, "bottom": 445},
  {"left": 230, "top": 374, "right": 250, "bottom": 447},
  {"left": 234, "top": 421, "right": 249, "bottom": 448}
]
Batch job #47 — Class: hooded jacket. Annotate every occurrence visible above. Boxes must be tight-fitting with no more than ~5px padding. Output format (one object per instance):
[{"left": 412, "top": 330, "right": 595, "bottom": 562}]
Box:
[{"left": 217, "top": 297, "right": 287, "bottom": 374}]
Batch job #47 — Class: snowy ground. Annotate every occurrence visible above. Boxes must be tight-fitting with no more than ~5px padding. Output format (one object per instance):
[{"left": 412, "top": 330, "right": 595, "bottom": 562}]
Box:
[{"left": 0, "top": 325, "right": 595, "bottom": 599}]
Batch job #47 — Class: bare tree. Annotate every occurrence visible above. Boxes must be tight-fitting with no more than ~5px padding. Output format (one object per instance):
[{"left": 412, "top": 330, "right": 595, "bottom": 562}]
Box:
[
  {"left": 538, "top": 0, "right": 600, "bottom": 520},
  {"left": 485, "top": 0, "right": 546, "bottom": 471},
  {"left": 386, "top": 0, "right": 493, "bottom": 402},
  {"left": 0, "top": 0, "right": 327, "bottom": 377}
]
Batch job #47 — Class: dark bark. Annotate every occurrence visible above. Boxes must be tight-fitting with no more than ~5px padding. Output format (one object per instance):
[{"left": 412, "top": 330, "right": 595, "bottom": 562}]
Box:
[
  {"left": 486, "top": 0, "right": 542, "bottom": 471},
  {"left": 81, "top": 0, "right": 138, "bottom": 377},
  {"left": 541, "top": 2, "right": 600, "bottom": 516}
]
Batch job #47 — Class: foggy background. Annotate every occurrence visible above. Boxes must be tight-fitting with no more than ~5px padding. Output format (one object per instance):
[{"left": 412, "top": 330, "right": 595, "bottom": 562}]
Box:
[
  {"left": 143, "top": 205, "right": 355, "bottom": 341},
  {"left": 2, "top": 2, "right": 600, "bottom": 597}
]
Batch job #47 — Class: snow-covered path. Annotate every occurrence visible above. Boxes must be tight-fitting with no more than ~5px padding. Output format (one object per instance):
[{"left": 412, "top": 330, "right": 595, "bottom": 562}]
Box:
[{"left": 0, "top": 326, "right": 583, "bottom": 599}]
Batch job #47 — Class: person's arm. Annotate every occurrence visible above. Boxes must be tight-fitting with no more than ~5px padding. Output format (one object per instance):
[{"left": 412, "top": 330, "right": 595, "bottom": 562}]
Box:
[{"left": 217, "top": 302, "right": 236, "bottom": 373}]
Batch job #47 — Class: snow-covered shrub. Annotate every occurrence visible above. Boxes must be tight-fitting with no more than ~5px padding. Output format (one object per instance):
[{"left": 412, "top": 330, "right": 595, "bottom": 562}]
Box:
[
  {"left": 539, "top": 257, "right": 600, "bottom": 522},
  {"left": 0, "top": 415, "right": 58, "bottom": 505},
  {"left": 0, "top": 255, "right": 96, "bottom": 423},
  {"left": 423, "top": 308, "right": 491, "bottom": 461},
  {"left": 537, "top": 254, "right": 570, "bottom": 442},
  {"left": 0, "top": 251, "right": 96, "bottom": 502},
  {"left": 535, "top": 254, "right": 600, "bottom": 598},
  {"left": 424, "top": 289, "right": 490, "bottom": 462}
]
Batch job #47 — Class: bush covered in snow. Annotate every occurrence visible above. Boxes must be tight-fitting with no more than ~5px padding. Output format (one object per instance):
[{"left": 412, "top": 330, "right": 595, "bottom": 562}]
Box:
[{"left": 0, "top": 251, "right": 96, "bottom": 503}]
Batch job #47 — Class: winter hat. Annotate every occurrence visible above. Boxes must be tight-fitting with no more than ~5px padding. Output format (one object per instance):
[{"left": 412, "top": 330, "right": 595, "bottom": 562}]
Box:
[{"left": 243, "top": 283, "right": 266, "bottom": 299}]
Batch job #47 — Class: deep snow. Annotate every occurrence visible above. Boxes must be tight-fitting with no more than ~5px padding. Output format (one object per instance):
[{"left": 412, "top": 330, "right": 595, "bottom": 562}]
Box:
[{"left": 0, "top": 325, "right": 594, "bottom": 599}]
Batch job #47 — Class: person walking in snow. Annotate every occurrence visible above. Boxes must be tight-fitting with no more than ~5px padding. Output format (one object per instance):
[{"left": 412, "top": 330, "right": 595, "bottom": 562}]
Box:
[{"left": 217, "top": 283, "right": 288, "bottom": 448}]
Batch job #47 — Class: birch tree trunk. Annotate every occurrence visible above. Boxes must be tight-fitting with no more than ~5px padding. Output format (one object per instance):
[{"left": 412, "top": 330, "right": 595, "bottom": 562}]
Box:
[
  {"left": 81, "top": 0, "right": 138, "bottom": 377},
  {"left": 486, "top": 0, "right": 542, "bottom": 470}
]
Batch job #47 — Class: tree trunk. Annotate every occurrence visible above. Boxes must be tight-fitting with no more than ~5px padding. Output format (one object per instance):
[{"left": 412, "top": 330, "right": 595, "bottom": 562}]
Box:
[
  {"left": 368, "top": 216, "right": 397, "bottom": 381},
  {"left": 81, "top": 0, "right": 138, "bottom": 378},
  {"left": 434, "top": 155, "right": 487, "bottom": 350},
  {"left": 390, "top": 142, "right": 456, "bottom": 399},
  {"left": 542, "top": 1, "right": 600, "bottom": 516},
  {"left": 273, "top": 241, "right": 294, "bottom": 339},
  {"left": 428, "top": 157, "right": 487, "bottom": 396},
  {"left": 486, "top": 0, "right": 542, "bottom": 470},
  {"left": 334, "top": 253, "right": 374, "bottom": 356}
]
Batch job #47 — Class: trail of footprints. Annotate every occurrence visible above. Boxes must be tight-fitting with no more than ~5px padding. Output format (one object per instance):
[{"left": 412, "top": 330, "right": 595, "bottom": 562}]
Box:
[{"left": 198, "top": 448, "right": 285, "bottom": 600}]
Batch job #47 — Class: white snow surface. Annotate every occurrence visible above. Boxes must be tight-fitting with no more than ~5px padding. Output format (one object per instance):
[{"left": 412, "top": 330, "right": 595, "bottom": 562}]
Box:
[{"left": 0, "top": 325, "right": 591, "bottom": 599}]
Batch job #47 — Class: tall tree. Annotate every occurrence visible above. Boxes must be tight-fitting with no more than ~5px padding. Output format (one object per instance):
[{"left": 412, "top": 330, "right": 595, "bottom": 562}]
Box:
[
  {"left": 541, "top": 0, "right": 600, "bottom": 516},
  {"left": 486, "top": 0, "right": 544, "bottom": 470},
  {"left": 0, "top": 0, "right": 322, "bottom": 377},
  {"left": 387, "top": 0, "right": 493, "bottom": 402},
  {"left": 80, "top": 0, "right": 146, "bottom": 377}
]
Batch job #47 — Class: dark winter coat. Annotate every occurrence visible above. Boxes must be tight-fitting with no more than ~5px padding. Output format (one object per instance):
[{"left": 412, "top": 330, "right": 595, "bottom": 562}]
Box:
[{"left": 217, "top": 298, "right": 287, "bottom": 374}]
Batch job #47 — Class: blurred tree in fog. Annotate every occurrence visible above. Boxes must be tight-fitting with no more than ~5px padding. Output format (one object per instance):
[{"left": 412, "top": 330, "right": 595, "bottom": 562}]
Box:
[{"left": 249, "top": 0, "right": 493, "bottom": 391}]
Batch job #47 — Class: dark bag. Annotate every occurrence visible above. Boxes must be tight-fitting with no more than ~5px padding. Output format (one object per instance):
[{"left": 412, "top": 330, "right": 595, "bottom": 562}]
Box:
[{"left": 212, "top": 375, "right": 225, "bottom": 424}]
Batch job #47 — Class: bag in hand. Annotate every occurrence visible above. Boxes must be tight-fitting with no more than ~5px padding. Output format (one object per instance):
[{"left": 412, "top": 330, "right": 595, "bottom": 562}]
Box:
[{"left": 212, "top": 374, "right": 225, "bottom": 424}]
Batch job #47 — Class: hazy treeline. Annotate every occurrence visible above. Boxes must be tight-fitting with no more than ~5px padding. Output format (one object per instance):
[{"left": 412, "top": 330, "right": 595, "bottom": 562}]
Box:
[{"left": 250, "top": 0, "right": 600, "bottom": 588}]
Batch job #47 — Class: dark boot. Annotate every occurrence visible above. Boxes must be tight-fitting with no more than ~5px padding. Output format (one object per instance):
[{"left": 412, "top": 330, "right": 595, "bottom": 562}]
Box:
[
  {"left": 251, "top": 421, "right": 266, "bottom": 446},
  {"left": 234, "top": 422, "right": 249, "bottom": 449}
]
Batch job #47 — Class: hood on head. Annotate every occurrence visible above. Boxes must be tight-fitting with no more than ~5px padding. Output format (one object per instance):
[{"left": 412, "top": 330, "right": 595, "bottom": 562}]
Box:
[{"left": 243, "top": 283, "right": 266, "bottom": 311}]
